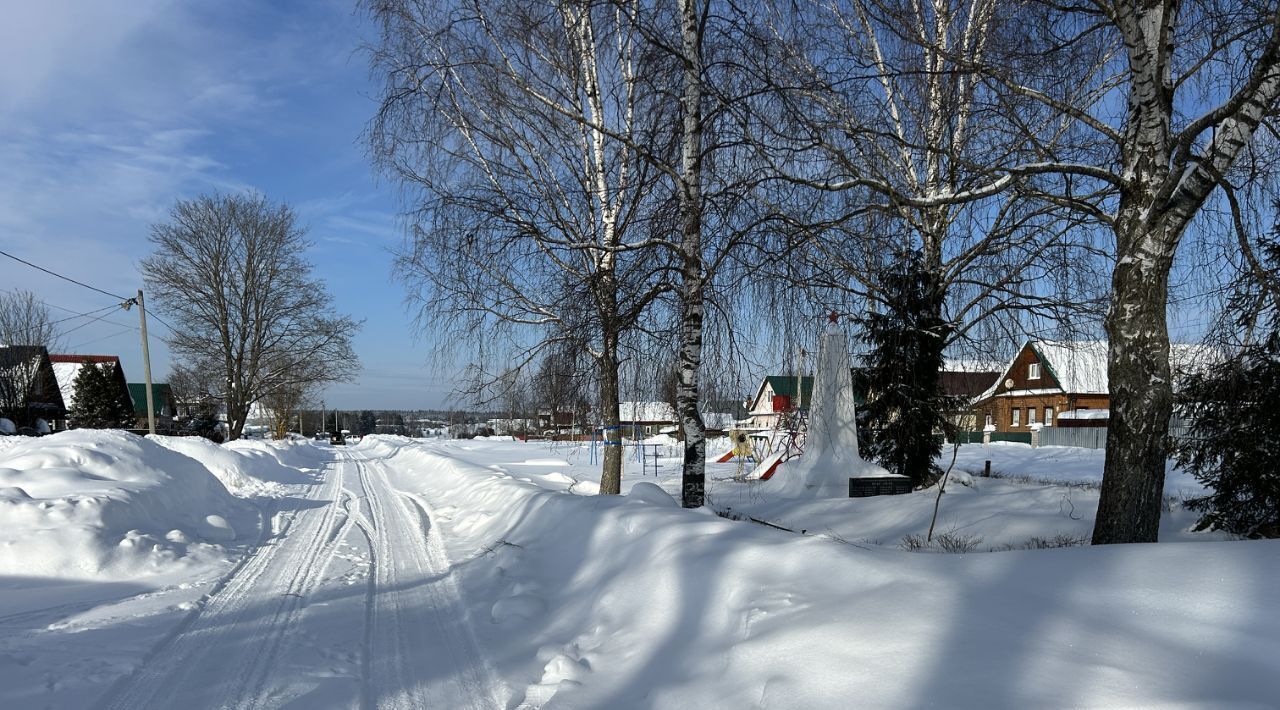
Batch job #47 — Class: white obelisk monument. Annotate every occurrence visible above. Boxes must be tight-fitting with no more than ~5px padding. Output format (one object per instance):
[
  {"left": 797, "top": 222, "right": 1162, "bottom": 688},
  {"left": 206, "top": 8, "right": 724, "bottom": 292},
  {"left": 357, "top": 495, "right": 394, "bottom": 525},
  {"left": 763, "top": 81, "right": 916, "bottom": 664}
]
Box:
[{"left": 771, "top": 314, "right": 896, "bottom": 497}]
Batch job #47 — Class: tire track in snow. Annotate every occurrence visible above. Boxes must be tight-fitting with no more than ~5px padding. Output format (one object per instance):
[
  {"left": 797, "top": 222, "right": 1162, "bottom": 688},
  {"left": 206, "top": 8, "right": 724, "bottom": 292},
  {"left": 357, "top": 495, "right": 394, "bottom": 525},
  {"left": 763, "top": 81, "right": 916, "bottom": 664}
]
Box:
[
  {"left": 350, "top": 449, "right": 500, "bottom": 709},
  {"left": 95, "top": 457, "right": 353, "bottom": 710}
]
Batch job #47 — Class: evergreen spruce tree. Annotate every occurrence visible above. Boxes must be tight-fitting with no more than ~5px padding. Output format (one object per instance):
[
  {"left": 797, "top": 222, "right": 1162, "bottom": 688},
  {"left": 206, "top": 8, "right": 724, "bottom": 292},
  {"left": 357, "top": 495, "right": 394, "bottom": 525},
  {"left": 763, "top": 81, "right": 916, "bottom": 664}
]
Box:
[
  {"left": 856, "top": 251, "right": 954, "bottom": 486},
  {"left": 1174, "top": 334, "right": 1280, "bottom": 538},
  {"left": 69, "top": 360, "right": 135, "bottom": 429},
  {"left": 1173, "top": 230, "right": 1280, "bottom": 539}
]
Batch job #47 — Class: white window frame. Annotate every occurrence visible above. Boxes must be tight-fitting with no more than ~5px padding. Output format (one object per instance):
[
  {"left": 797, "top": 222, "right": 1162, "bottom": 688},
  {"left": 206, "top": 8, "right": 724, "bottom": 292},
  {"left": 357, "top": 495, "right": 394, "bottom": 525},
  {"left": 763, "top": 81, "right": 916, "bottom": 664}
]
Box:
[
  {"left": 1028, "top": 362, "right": 1040, "bottom": 380},
  {"left": 1011, "top": 408, "right": 1021, "bottom": 427},
  {"left": 1028, "top": 407, "right": 1037, "bottom": 425},
  {"left": 1044, "top": 407, "right": 1053, "bottom": 426},
  {"left": 985, "top": 414, "right": 993, "bottom": 427}
]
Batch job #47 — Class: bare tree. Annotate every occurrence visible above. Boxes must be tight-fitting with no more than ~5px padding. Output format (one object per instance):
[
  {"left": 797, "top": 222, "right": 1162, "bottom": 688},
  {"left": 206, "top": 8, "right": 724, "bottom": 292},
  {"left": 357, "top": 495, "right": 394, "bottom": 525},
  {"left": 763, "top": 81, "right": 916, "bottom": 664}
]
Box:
[
  {"left": 367, "top": 0, "right": 675, "bottom": 493},
  {"left": 143, "top": 193, "right": 361, "bottom": 441},
  {"left": 167, "top": 360, "right": 222, "bottom": 420},
  {"left": 1104, "top": 1, "right": 1278, "bottom": 542},
  {"left": 672, "top": 0, "right": 710, "bottom": 507},
  {"left": 533, "top": 345, "right": 592, "bottom": 434},
  {"left": 0, "top": 290, "right": 61, "bottom": 351},
  {"left": 599, "top": 0, "right": 768, "bottom": 507},
  {"left": 263, "top": 383, "right": 310, "bottom": 440},
  {"left": 0, "top": 290, "right": 63, "bottom": 427}
]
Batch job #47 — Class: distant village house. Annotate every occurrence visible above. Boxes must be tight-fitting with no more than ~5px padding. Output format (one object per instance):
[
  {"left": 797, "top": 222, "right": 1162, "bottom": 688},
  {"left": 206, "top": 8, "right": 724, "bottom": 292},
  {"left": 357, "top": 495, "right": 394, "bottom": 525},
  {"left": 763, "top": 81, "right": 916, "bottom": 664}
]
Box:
[
  {"left": 50, "top": 354, "right": 135, "bottom": 428},
  {"left": 970, "top": 340, "right": 1216, "bottom": 433}
]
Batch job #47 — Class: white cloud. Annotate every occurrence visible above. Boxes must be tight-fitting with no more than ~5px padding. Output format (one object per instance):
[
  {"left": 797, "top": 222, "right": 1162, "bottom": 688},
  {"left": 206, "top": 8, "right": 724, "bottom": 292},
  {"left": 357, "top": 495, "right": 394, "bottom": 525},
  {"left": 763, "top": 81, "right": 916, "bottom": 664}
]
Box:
[
  {"left": 0, "top": 0, "right": 428, "bottom": 406},
  {"left": 0, "top": 1, "right": 165, "bottom": 118}
]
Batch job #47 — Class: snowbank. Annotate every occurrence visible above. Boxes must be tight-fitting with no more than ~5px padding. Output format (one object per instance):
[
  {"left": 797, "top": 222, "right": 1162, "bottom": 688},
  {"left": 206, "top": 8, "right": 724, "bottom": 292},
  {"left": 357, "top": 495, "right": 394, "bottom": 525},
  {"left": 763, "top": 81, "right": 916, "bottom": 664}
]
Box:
[
  {"left": 0, "top": 430, "right": 255, "bottom": 579},
  {"left": 951, "top": 441, "right": 1206, "bottom": 497},
  {"left": 362, "top": 437, "right": 1280, "bottom": 709},
  {"left": 152, "top": 435, "right": 320, "bottom": 497},
  {"left": 226, "top": 437, "right": 330, "bottom": 472}
]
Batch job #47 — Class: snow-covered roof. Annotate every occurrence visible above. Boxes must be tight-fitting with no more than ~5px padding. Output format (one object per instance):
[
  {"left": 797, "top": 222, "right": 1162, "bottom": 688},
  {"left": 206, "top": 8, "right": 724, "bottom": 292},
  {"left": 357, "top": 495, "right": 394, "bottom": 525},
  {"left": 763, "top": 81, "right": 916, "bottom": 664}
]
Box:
[
  {"left": 51, "top": 361, "right": 85, "bottom": 407},
  {"left": 1031, "top": 340, "right": 1109, "bottom": 394},
  {"left": 49, "top": 355, "right": 130, "bottom": 411},
  {"left": 975, "top": 340, "right": 1224, "bottom": 402},
  {"left": 618, "top": 401, "right": 676, "bottom": 423},
  {"left": 1057, "top": 408, "right": 1110, "bottom": 420},
  {"left": 943, "top": 357, "right": 1004, "bottom": 373},
  {"left": 989, "top": 388, "right": 1063, "bottom": 398},
  {"left": 702, "top": 412, "right": 736, "bottom": 430}
]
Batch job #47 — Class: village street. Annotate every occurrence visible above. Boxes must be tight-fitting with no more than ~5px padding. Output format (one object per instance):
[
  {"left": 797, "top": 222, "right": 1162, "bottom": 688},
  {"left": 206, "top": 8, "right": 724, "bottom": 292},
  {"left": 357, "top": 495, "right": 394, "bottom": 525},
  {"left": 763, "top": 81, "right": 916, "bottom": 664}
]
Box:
[
  {"left": 90, "top": 446, "right": 500, "bottom": 710},
  {"left": 1, "top": 433, "right": 1279, "bottom": 708}
]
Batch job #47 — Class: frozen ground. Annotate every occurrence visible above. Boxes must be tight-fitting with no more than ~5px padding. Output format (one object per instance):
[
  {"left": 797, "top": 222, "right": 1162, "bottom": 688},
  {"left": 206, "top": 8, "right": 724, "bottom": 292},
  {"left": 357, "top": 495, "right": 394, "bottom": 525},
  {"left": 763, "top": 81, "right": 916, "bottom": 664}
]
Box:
[{"left": 0, "top": 431, "right": 1276, "bottom": 708}]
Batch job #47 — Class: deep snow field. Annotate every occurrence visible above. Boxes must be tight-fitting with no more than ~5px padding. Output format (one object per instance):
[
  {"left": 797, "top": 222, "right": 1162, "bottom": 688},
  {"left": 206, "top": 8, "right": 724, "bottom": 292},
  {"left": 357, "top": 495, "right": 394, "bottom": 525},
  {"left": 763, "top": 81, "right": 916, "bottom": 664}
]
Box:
[{"left": 1, "top": 430, "right": 1276, "bottom": 709}]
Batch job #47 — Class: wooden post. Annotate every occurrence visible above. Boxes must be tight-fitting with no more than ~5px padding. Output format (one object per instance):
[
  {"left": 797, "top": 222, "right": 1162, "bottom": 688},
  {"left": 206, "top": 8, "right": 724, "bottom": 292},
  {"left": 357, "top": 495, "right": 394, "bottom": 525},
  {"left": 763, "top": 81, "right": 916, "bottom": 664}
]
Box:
[{"left": 136, "top": 290, "right": 156, "bottom": 436}]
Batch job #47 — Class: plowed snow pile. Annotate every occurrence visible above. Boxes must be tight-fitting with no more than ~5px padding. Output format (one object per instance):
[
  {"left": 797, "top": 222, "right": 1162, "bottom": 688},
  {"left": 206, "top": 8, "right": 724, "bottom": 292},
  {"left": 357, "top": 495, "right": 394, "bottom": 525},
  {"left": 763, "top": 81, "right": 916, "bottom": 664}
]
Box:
[
  {"left": 153, "top": 435, "right": 316, "bottom": 496},
  {"left": 0, "top": 430, "right": 255, "bottom": 579}
]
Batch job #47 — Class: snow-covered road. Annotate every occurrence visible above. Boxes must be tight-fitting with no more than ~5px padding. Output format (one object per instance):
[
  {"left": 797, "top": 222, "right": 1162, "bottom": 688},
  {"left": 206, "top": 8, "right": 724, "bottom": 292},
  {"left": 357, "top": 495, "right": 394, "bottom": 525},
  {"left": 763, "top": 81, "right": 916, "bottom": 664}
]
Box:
[
  {"left": 5, "top": 433, "right": 1278, "bottom": 708},
  {"left": 95, "top": 448, "right": 499, "bottom": 710}
]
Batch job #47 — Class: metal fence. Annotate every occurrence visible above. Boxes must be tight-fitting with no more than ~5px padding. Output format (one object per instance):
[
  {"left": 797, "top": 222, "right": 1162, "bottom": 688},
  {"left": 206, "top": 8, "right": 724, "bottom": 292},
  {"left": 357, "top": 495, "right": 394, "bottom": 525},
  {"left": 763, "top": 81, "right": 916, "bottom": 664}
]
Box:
[
  {"left": 1027, "top": 421, "right": 1189, "bottom": 450},
  {"left": 955, "top": 431, "right": 1033, "bottom": 445},
  {"left": 1038, "top": 426, "right": 1107, "bottom": 449}
]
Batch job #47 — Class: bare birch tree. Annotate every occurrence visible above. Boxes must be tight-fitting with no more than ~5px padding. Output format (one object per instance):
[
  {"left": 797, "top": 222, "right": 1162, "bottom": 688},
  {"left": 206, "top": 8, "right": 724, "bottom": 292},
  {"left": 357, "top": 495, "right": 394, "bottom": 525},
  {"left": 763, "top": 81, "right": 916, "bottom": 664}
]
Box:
[
  {"left": 756, "top": 0, "right": 1108, "bottom": 352},
  {"left": 620, "top": 0, "right": 775, "bottom": 507},
  {"left": 771, "top": 0, "right": 1280, "bottom": 543},
  {"left": 367, "top": 0, "right": 674, "bottom": 494}
]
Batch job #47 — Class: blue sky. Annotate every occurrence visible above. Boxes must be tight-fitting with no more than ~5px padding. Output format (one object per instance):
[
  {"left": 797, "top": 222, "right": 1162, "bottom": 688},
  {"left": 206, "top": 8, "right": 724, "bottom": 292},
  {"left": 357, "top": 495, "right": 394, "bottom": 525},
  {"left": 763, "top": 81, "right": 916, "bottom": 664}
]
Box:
[{"left": 0, "top": 0, "right": 460, "bottom": 409}]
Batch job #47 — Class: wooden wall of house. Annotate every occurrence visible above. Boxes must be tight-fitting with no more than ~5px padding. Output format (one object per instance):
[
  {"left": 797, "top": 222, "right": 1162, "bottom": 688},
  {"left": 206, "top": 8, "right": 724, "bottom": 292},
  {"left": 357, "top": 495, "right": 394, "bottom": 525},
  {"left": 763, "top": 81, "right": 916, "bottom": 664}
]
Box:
[
  {"left": 973, "top": 393, "right": 1110, "bottom": 433},
  {"left": 1004, "top": 345, "right": 1060, "bottom": 391}
]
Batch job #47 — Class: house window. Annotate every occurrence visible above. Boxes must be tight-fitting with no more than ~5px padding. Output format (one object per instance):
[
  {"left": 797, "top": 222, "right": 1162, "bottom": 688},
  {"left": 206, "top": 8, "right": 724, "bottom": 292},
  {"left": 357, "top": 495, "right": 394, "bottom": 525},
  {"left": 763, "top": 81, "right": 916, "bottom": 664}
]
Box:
[
  {"left": 1028, "top": 362, "right": 1040, "bottom": 380},
  {"left": 1028, "top": 407, "right": 1037, "bottom": 425},
  {"left": 1011, "top": 408, "right": 1021, "bottom": 427},
  {"left": 984, "top": 414, "right": 992, "bottom": 428},
  {"left": 1044, "top": 407, "right": 1054, "bottom": 426}
]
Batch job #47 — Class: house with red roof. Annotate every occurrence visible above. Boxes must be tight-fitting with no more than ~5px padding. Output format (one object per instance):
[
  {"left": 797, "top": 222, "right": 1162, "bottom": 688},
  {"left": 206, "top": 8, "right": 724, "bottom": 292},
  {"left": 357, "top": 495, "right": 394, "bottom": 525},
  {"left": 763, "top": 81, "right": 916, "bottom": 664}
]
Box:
[{"left": 49, "top": 354, "right": 135, "bottom": 428}]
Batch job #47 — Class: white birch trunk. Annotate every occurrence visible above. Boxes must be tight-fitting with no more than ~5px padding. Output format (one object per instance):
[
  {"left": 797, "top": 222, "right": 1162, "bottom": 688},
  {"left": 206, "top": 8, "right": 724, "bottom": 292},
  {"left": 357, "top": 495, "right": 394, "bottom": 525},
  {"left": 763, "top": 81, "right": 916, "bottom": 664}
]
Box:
[{"left": 677, "top": 0, "right": 706, "bottom": 508}]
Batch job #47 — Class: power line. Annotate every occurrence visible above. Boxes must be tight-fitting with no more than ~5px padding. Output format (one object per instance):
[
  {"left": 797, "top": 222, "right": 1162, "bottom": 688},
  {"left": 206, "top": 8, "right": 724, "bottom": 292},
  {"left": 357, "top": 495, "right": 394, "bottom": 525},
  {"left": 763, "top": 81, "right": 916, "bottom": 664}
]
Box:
[
  {"left": 68, "top": 327, "right": 139, "bottom": 351},
  {"left": 60, "top": 308, "right": 128, "bottom": 339},
  {"left": 0, "top": 286, "right": 136, "bottom": 330},
  {"left": 2, "top": 303, "right": 120, "bottom": 338},
  {"left": 0, "top": 288, "right": 143, "bottom": 347},
  {"left": 46, "top": 304, "right": 123, "bottom": 328},
  {"left": 0, "top": 248, "right": 131, "bottom": 301},
  {"left": 144, "top": 310, "right": 177, "bottom": 334}
]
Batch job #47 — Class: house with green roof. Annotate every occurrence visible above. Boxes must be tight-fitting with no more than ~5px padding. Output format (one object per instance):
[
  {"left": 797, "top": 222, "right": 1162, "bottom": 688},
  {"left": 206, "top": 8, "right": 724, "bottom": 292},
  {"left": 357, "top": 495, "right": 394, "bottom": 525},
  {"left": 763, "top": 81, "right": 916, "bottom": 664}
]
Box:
[
  {"left": 128, "top": 383, "right": 177, "bottom": 432},
  {"left": 745, "top": 375, "right": 816, "bottom": 429}
]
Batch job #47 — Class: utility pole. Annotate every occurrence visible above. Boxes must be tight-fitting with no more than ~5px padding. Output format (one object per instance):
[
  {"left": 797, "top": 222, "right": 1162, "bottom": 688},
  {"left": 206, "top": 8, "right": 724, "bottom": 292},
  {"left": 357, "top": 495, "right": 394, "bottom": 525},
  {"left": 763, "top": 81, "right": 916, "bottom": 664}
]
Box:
[{"left": 136, "top": 289, "right": 156, "bottom": 435}]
